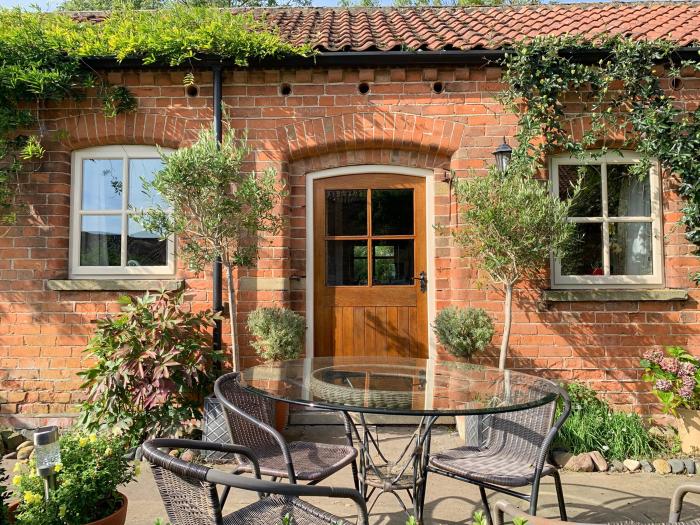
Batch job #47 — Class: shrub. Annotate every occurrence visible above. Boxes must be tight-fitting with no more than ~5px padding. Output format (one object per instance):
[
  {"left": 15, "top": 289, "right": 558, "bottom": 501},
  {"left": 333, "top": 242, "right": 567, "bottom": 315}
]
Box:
[
  {"left": 432, "top": 307, "right": 494, "bottom": 358},
  {"left": 78, "top": 289, "right": 222, "bottom": 447},
  {"left": 247, "top": 307, "right": 306, "bottom": 362},
  {"left": 556, "top": 382, "right": 671, "bottom": 460},
  {"left": 641, "top": 346, "right": 700, "bottom": 415},
  {"left": 12, "top": 431, "right": 134, "bottom": 525},
  {"left": 1, "top": 462, "right": 9, "bottom": 525}
]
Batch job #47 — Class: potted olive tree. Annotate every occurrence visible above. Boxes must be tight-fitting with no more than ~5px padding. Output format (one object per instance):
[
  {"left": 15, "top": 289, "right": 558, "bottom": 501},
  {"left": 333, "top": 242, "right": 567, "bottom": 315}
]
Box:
[{"left": 247, "top": 307, "right": 306, "bottom": 430}]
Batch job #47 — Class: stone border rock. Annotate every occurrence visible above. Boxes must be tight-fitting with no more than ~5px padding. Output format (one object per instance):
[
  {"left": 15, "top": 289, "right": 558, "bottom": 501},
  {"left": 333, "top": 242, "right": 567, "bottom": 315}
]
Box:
[{"left": 553, "top": 450, "right": 699, "bottom": 475}]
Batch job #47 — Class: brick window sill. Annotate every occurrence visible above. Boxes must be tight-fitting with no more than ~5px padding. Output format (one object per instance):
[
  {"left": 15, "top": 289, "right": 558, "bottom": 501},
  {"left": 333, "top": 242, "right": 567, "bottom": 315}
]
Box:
[
  {"left": 47, "top": 279, "right": 184, "bottom": 292},
  {"left": 542, "top": 289, "right": 688, "bottom": 303}
]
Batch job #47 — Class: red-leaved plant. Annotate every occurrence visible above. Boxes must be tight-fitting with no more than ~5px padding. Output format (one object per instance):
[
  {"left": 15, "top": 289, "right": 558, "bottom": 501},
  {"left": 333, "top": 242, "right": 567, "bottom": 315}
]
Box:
[{"left": 78, "top": 290, "right": 222, "bottom": 447}]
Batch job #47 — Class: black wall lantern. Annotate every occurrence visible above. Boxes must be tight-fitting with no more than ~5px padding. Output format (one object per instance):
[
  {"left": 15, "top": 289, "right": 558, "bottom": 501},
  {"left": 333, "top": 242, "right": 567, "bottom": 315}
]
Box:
[{"left": 492, "top": 138, "right": 512, "bottom": 173}]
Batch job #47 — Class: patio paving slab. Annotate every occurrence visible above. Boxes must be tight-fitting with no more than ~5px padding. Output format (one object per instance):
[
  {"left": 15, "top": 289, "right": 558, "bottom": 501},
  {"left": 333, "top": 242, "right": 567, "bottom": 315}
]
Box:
[{"left": 6, "top": 425, "right": 700, "bottom": 524}]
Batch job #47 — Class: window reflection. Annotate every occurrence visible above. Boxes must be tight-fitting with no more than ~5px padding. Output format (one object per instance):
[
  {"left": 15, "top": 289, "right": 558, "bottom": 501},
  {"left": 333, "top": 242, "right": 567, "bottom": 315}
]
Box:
[{"left": 82, "top": 159, "right": 123, "bottom": 211}]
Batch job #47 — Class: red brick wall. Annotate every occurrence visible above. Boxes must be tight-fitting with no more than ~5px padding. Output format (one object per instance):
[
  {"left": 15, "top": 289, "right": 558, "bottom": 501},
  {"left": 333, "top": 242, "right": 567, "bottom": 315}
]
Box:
[{"left": 1, "top": 64, "right": 699, "bottom": 426}]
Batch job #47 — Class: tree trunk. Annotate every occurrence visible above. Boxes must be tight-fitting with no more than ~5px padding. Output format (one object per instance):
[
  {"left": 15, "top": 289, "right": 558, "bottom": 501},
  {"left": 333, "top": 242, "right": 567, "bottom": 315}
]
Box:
[
  {"left": 499, "top": 282, "right": 513, "bottom": 370},
  {"left": 225, "top": 263, "right": 240, "bottom": 372}
]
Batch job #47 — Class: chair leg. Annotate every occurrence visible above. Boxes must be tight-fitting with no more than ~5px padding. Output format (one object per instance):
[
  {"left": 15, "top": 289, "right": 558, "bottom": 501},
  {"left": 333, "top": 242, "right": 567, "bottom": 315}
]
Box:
[
  {"left": 480, "top": 486, "right": 493, "bottom": 525},
  {"left": 351, "top": 460, "right": 360, "bottom": 492},
  {"left": 552, "top": 471, "right": 568, "bottom": 521},
  {"left": 529, "top": 478, "right": 541, "bottom": 516}
]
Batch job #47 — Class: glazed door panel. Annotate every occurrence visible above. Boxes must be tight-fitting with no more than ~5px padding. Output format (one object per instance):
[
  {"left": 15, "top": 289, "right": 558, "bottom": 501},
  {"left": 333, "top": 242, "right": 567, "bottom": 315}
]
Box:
[{"left": 313, "top": 174, "right": 428, "bottom": 358}]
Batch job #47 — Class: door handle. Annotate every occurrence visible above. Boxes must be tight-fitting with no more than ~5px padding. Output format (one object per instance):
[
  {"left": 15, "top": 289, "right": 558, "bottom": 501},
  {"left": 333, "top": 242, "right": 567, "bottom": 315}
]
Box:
[{"left": 414, "top": 271, "right": 427, "bottom": 293}]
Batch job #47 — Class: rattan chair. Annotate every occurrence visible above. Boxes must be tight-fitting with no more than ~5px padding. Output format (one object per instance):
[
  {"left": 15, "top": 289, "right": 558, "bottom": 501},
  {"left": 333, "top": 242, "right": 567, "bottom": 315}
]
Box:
[
  {"left": 418, "top": 379, "right": 571, "bottom": 524},
  {"left": 214, "top": 372, "right": 359, "bottom": 486},
  {"left": 143, "top": 438, "right": 369, "bottom": 525},
  {"left": 494, "top": 484, "right": 700, "bottom": 525}
]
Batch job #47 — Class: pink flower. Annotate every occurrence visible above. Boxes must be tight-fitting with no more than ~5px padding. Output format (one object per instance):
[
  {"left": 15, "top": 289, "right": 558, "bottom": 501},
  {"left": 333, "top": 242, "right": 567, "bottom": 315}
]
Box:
[
  {"left": 643, "top": 349, "right": 664, "bottom": 364},
  {"left": 660, "top": 357, "right": 680, "bottom": 374},
  {"left": 655, "top": 379, "right": 673, "bottom": 392},
  {"left": 680, "top": 362, "right": 697, "bottom": 378},
  {"left": 680, "top": 385, "right": 695, "bottom": 400}
]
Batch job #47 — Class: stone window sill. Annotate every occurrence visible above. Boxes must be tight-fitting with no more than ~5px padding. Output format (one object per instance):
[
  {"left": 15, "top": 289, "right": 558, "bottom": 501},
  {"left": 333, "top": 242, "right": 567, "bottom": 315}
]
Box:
[
  {"left": 542, "top": 289, "right": 688, "bottom": 303},
  {"left": 47, "top": 279, "right": 184, "bottom": 292}
]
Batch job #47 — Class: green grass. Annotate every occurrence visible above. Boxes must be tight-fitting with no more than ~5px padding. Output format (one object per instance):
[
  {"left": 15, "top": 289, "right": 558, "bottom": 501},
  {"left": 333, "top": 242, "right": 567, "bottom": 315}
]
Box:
[{"left": 555, "top": 382, "right": 673, "bottom": 461}]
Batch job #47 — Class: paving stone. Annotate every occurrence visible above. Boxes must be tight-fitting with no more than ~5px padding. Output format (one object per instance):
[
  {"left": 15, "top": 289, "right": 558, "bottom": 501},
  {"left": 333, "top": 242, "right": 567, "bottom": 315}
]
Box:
[
  {"left": 640, "top": 460, "right": 655, "bottom": 473},
  {"left": 624, "top": 459, "right": 641, "bottom": 472},
  {"left": 669, "top": 459, "right": 686, "bottom": 474},
  {"left": 566, "top": 453, "right": 595, "bottom": 472},
  {"left": 552, "top": 451, "right": 573, "bottom": 468},
  {"left": 684, "top": 459, "right": 696, "bottom": 474},
  {"left": 590, "top": 451, "right": 609, "bottom": 472},
  {"left": 2, "top": 451, "right": 17, "bottom": 460},
  {"left": 611, "top": 459, "right": 626, "bottom": 472},
  {"left": 653, "top": 459, "right": 672, "bottom": 474}
]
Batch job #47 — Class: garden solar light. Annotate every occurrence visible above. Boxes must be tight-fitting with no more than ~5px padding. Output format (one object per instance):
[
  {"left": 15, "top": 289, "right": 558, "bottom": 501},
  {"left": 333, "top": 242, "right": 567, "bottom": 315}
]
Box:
[
  {"left": 492, "top": 138, "right": 513, "bottom": 173},
  {"left": 33, "top": 425, "right": 61, "bottom": 500}
]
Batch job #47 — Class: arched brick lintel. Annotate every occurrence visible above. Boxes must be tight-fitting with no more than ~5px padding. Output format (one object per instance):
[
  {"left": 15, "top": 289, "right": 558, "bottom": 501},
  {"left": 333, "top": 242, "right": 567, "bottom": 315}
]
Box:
[
  {"left": 277, "top": 112, "right": 466, "bottom": 165},
  {"left": 54, "top": 112, "right": 189, "bottom": 151}
]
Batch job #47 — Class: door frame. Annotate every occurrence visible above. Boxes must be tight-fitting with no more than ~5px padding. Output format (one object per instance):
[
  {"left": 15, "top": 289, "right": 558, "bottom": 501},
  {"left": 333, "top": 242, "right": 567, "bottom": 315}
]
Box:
[{"left": 305, "top": 165, "right": 436, "bottom": 360}]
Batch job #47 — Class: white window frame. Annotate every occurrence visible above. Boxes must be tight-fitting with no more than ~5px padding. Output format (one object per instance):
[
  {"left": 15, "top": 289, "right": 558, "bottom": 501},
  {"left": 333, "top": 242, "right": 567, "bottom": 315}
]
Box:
[
  {"left": 69, "top": 145, "right": 175, "bottom": 279},
  {"left": 550, "top": 151, "right": 664, "bottom": 289}
]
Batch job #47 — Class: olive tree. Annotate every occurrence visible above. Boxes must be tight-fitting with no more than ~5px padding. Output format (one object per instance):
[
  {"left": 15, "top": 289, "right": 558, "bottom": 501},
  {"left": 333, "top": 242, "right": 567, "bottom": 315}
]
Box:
[
  {"left": 453, "top": 166, "right": 578, "bottom": 370},
  {"left": 138, "top": 129, "right": 284, "bottom": 372}
]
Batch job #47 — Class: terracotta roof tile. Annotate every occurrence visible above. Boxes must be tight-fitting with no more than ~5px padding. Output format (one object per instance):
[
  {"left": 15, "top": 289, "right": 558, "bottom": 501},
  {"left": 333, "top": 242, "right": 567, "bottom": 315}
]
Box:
[{"left": 73, "top": 3, "right": 700, "bottom": 52}]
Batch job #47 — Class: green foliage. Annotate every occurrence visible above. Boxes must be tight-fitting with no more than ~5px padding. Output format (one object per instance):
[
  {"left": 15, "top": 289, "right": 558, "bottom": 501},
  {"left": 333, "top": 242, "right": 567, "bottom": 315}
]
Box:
[
  {"left": 432, "top": 307, "right": 494, "bottom": 358},
  {"left": 137, "top": 129, "right": 285, "bottom": 371},
  {"left": 247, "top": 307, "right": 306, "bottom": 362},
  {"left": 501, "top": 36, "right": 700, "bottom": 275},
  {"left": 0, "top": 462, "right": 9, "bottom": 525},
  {"left": 556, "top": 382, "right": 672, "bottom": 461},
  {"left": 59, "top": 0, "right": 311, "bottom": 9},
  {"left": 12, "top": 431, "right": 135, "bottom": 525},
  {"left": 78, "top": 289, "right": 222, "bottom": 447},
  {"left": 0, "top": 6, "right": 309, "bottom": 225},
  {"left": 641, "top": 346, "right": 700, "bottom": 415}
]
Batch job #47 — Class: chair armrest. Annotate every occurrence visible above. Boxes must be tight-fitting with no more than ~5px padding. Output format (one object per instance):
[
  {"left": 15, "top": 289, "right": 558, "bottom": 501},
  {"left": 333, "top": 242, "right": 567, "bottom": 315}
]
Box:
[
  {"left": 206, "top": 470, "right": 369, "bottom": 525},
  {"left": 669, "top": 484, "right": 700, "bottom": 522},
  {"left": 495, "top": 501, "right": 569, "bottom": 525},
  {"left": 214, "top": 377, "right": 298, "bottom": 483}
]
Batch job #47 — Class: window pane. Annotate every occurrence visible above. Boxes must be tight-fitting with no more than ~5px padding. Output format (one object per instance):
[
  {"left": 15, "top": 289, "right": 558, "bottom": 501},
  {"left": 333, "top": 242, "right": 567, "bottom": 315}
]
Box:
[
  {"left": 129, "top": 158, "right": 165, "bottom": 210},
  {"left": 80, "top": 216, "right": 121, "bottom": 266},
  {"left": 561, "top": 223, "right": 603, "bottom": 276},
  {"left": 559, "top": 165, "right": 602, "bottom": 217},
  {"left": 82, "top": 159, "right": 123, "bottom": 211},
  {"left": 326, "top": 240, "right": 368, "bottom": 285},
  {"left": 127, "top": 218, "right": 167, "bottom": 267},
  {"left": 372, "top": 240, "right": 414, "bottom": 285},
  {"left": 610, "top": 222, "right": 653, "bottom": 275},
  {"left": 326, "top": 190, "right": 367, "bottom": 236},
  {"left": 372, "top": 189, "right": 414, "bottom": 235},
  {"left": 607, "top": 164, "right": 651, "bottom": 218}
]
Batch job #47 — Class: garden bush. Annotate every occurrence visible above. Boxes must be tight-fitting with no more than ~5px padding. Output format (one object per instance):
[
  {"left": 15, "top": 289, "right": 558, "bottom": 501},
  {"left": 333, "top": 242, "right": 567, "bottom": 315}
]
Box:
[
  {"left": 78, "top": 289, "right": 221, "bottom": 447},
  {"left": 556, "top": 382, "right": 672, "bottom": 460},
  {"left": 12, "top": 432, "right": 134, "bottom": 525},
  {"left": 432, "top": 307, "right": 494, "bottom": 359},
  {"left": 247, "top": 307, "right": 306, "bottom": 362}
]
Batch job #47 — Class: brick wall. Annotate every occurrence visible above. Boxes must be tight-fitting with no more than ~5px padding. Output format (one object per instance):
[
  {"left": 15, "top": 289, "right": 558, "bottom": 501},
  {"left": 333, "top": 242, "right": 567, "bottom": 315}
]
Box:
[{"left": 1, "top": 64, "right": 699, "bottom": 426}]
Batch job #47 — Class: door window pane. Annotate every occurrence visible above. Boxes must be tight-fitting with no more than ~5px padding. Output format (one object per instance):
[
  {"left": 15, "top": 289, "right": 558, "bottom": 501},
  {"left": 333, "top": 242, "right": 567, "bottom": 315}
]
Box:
[
  {"left": 610, "top": 222, "right": 653, "bottom": 275},
  {"left": 129, "top": 158, "right": 165, "bottom": 210},
  {"left": 82, "top": 159, "right": 123, "bottom": 211},
  {"left": 127, "top": 218, "right": 167, "bottom": 267},
  {"left": 326, "top": 190, "right": 367, "bottom": 236},
  {"left": 372, "top": 189, "right": 414, "bottom": 235},
  {"left": 559, "top": 165, "right": 602, "bottom": 217},
  {"left": 372, "top": 240, "right": 414, "bottom": 285},
  {"left": 561, "top": 223, "right": 603, "bottom": 276},
  {"left": 80, "top": 216, "right": 122, "bottom": 266},
  {"left": 607, "top": 165, "right": 651, "bottom": 217},
  {"left": 326, "top": 240, "right": 368, "bottom": 285}
]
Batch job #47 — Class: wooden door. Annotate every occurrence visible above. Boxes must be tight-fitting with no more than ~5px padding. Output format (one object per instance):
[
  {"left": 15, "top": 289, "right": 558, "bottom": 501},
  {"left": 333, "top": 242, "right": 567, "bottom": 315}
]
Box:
[{"left": 313, "top": 174, "right": 428, "bottom": 358}]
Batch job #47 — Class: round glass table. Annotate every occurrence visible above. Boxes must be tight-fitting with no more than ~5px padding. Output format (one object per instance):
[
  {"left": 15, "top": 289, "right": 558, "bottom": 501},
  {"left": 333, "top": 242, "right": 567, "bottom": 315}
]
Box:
[{"left": 240, "top": 357, "right": 559, "bottom": 522}]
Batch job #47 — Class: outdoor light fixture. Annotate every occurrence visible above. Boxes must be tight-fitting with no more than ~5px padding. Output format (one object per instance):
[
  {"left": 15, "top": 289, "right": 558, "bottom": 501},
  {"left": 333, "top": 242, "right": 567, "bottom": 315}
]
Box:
[
  {"left": 492, "top": 138, "right": 513, "bottom": 173},
  {"left": 33, "top": 426, "right": 61, "bottom": 501}
]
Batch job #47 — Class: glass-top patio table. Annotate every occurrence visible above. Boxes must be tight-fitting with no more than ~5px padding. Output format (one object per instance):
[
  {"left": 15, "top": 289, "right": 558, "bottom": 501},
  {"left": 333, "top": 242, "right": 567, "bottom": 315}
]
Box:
[{"left": 240, "top": 357, "right": 558, "bottom": 523}]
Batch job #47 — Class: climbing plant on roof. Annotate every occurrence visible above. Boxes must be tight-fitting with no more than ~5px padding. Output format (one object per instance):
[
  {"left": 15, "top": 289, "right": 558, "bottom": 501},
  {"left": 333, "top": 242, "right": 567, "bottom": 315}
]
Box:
[
  {"left": 499, "top": 35, "right": 700, "bottom": 280},
  {"left": 0, "top": 6, "right": 310, "bottom": 224}
]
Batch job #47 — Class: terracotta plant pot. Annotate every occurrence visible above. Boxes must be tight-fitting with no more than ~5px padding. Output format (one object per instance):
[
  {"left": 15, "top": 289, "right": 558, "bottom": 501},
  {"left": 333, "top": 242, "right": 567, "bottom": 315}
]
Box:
[
  {"left": 274, "top": 400, "right": 289, "bottom": 432},
  {"left": 677, "top": 408, "right": 700, "bottom": 454},
  {"left": 8, "top": 494, "right": 128, "bottom": 525}
]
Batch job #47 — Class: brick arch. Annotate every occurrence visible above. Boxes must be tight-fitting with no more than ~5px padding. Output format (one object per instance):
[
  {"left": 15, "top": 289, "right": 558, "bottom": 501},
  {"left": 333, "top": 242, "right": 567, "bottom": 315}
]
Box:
[
  {"left": 53, "top": 112, "right": 190, "bottom": 151},
  {"left": 276, "top": 112, "right": 467, "bottom": 163}
]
